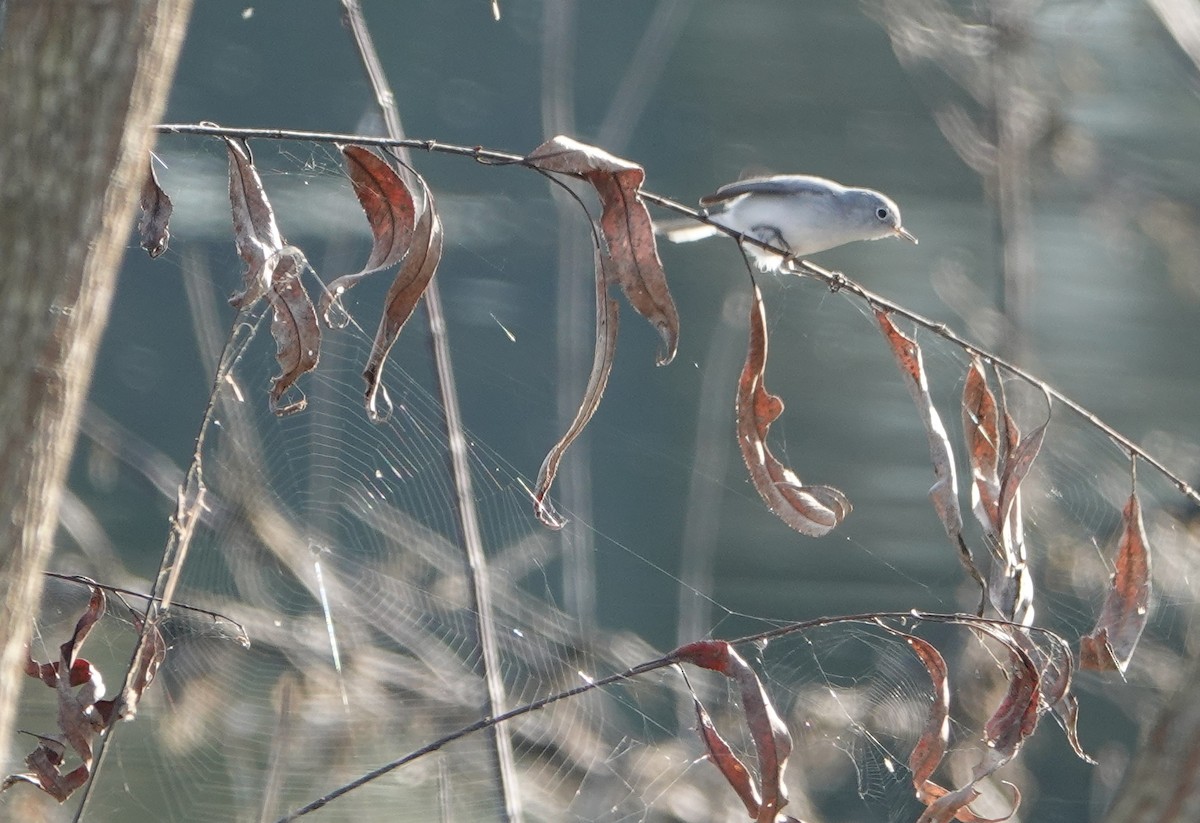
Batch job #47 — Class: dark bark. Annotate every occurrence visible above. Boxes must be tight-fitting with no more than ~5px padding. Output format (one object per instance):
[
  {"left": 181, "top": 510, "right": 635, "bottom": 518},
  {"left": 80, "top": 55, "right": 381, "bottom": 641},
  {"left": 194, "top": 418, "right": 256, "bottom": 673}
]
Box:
[
  {"left": 0, "top": 0, "right": 192, "bottom": 760},
  {"left": 1103, "top": 653, "right": 1200, "bottom": 823}
]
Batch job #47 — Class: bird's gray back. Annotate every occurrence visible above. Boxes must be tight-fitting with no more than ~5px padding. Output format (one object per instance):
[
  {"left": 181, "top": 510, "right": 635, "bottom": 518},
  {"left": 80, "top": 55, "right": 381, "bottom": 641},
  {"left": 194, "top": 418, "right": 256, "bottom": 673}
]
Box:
[{"left": 699, "top": 175, "right": 848, "bottom": 206}]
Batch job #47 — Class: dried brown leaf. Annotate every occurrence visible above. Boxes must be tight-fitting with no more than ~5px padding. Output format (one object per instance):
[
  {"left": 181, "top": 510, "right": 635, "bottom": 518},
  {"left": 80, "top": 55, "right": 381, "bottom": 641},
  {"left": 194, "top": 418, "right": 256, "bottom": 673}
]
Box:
[
  {"left": 692, "top": 694, "right": 761, "bottom": 817},
  {"left": 116, "top": 608, "right": 167, "bottom": 719},
  {"left": 533, "top": 245, "right": 619, "bottom": 528},
  {"left": 5, "top": 586, "right": 107, "bottom": 803},
  {"left": 961, "top": 361, "right": 1048, "bottom": 622},
  {"left": 224, "top": 137, "right": 284, "bottom": 309},
  {"left": 137, "top": 157, "right": 173, "bottom": 258},
  {"left": 1080, "top": 490, "right": 1152, "bottom": 673},
  {"left": 673, "top": 641, "right": 794, "bottom": 823},
  {"left": 321, "top": 145, "right": 418, "bottom": 325},
  {"left": 1052, "top": 692, "right": 1096, "bottom": 764},
  {"left": 877, "top": 624, "right": 949, "bottom": 792},
  {"left": 265, "top": 249, "right": 321, "bottom": 416},
  {"left": 917, "top": 782, "right": 1020, "bottom": 823},
  {"left": 877, "top": 311, "right": 983, "bottom": 596},
  {"left": 526, "top": 135, "right": 679, "bottom": 365},
  {"left": 972, "top": 626, "right": 1040, "bottom": 779},
  {"left": 962, "top": 359, "right": 1001, "bottom": 533},
  {"left": 738, "top": 285, "right": 850, "bottom": 536},
  {"left": 362, "top": 182, "right": 443, "bottom": 421}
]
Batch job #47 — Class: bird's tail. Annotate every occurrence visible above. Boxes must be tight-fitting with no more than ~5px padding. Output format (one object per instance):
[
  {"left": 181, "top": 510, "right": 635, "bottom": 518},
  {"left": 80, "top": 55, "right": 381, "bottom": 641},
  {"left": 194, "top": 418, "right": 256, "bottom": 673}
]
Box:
[{"left": 655, "top": 218, "right": 721, "bottom": 244}]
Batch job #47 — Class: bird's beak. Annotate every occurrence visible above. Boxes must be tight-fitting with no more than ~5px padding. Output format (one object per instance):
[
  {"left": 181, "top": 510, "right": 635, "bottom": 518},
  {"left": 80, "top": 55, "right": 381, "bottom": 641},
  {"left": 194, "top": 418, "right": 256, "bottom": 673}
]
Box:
[{"left": 893, "top": 226, "right": 918, "bottom": 245}]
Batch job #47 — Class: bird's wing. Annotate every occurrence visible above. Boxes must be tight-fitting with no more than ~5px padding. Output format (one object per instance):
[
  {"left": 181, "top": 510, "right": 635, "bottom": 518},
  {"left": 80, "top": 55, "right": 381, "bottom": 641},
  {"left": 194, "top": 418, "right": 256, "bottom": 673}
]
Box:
[{"left": 698, "top": 175, "right": 845, "bottom": 206}]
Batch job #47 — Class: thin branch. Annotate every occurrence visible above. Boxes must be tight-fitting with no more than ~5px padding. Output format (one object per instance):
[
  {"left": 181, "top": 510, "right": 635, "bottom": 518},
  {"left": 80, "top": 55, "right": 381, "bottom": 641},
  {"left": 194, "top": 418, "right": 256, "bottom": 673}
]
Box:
[
  {"left": 274, "top": 608, "right": 1066, "bottom": 820},
  {"left": 336, "top": 4, "right": 524, "bottom": 822},
  {"left": 41, "top": 572, "right": 248, "bottom": 640},
  {"left": 151, "top": 122, "right": 1200, "bottom": 509}
]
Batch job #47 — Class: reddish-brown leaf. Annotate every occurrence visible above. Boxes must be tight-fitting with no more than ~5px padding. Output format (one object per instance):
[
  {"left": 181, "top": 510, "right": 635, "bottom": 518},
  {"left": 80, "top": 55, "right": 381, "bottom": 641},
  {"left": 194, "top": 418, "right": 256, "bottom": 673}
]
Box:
[
  {"left": 692, "top": 693, "right": 761, "bottom": 817},
  {"left": 5, "top": 586, "right": 108, "bottom": 803},
  {"left": 877, "top": 311, "right": 983, "bottom": 595},
  {"left": 526, "top": 135, "right": 679, "bottom": 365},
  {"left": 961, "top": 361, "right": 1048, "bottom": 623},
  {"left": 532, "top": 245, "right": 619, "bottom": 528},
  {"left": 738, "top": 284, "right": 850, "bottom": 536},
  {"left": 972, "top": 626, "right": 1040, "bottom": 779},
  {"left": 962, "top": 359, "right": 1001, "bottom": 533},
  {"left": 362, "top": 182, "right": 443, "bottom": 421},
  {"left": 265, "top": 249, "right": 321, "bottom": 416},
  {"left": 877, "top": 624, "right": 949, "bottom": 792},
  {"left": 917, "top": 781, "right": 1020, "bottom": 823},
  {"left": 224, "top": 138, "right": 285, "bottom": 309},
  {"left": 321, "top": 145, "right": 419, "bottom": 326},
  {"left": 137, "top": 157, "right": 173, "bottom": 258},
  {"left": 113, "top": 607, "right": 167, "bottom": 722},
  {"left": 1080, "top": 490, "right": 1152, "bottom": 673},
  {"left": 673, "top": 641, "right": 795, "bottom": 823}
]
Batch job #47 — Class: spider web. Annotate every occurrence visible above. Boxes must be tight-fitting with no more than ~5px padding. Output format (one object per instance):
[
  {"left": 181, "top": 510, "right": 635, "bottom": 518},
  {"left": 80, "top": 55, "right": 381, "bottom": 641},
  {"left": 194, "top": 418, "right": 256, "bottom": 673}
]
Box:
[{"left": 10, "top": 139, "right": 1200, "bottom": 823}]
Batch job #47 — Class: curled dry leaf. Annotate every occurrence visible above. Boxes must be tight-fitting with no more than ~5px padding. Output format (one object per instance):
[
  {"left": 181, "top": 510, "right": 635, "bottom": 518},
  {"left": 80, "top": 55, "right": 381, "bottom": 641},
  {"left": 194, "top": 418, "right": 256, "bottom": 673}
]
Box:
[
  {"left": 137, "top": 157, "right": 173, "bottom": 258},
  {"left": 362, "top": 179, "right": 443, "bottom": 421},
  {"left": 533, "top": 245, "right": 619, "bottom": 528},
  {"left": 876, "top": 311, "right": 985, "bottom": 604},
  {"left": 525, "top": 135, "right": 679, "bottom": 365},
  {"left": 962, "top": 359, "right": 1050, "bottom": 623},
  {"left": 1080, "top": 489, "right": 1152, "bottom": 673},
  {"left": 224, "top": 137, "right": 284, "bottom": 309},
  {"left": 321, "top": 145, "right": 418, "bottom": 326},
  {"left": 875, "top": 623, "right": 949, "bottom": 796},
  {"left": 266, "top": 249, "right": 321, "bottom": 416},
  {"left": 673, "top": 641, "right": 794, "bottom": 823},
  {"left": 4, "top": 586, "right": 107, "bottom": 802},
  {"left": 971, "top": 625, "right": 1041, "bottom": 780},
  {"left": 739, "top": 284, "right": 850, "bottom": 537},
  {"left": 692, "top": 693, "right": 761, "bottom": 818},
  {"left": 110, "top": 606, "right": 168, "bottom": 722},
  {"left": 222, "top": 138, "right": 322, "bottom": 412},
  {"left": 1011, "top": 630, "right": 1096, "bottom": 764},
  {"left": 916, "top": 782, "right": 1022, "bottom": 823}
]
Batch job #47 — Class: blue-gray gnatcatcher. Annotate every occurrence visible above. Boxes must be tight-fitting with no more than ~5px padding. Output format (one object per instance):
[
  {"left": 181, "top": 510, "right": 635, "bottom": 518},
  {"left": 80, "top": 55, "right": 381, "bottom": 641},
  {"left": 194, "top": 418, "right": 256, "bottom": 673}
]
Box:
[{"left": 663, "top": 175, "right": 918, "bottom": 270}]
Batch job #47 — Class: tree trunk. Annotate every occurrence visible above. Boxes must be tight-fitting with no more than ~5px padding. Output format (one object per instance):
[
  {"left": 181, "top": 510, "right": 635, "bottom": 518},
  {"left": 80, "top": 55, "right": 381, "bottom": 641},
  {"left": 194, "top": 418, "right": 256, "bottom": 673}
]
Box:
[
  {"left": 0, "top": 0, "right": 192, "bottom": 765},
  {"left": 1102, "top": 653, "right": 1200, "bottom": 823}
]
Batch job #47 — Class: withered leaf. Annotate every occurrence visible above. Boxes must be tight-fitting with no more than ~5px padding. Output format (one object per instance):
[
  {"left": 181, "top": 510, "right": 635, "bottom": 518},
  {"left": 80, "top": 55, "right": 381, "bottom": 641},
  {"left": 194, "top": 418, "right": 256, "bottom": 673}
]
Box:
[
  {"left": 673, "top": 641, "right": 794, "bottom": 823},
  {"left": 1080, "top": 490, "right": 1152, "bottom": 673},
  {"left": 876, "top": 311, "right": 984, "bottom": 602},
  {"left": 266, "top": 249, "right": 321, "bottom": 416},
  {"left": 533, "top": 245, "right": 619, "bottom": 528},
  {"left": 962, "top": 359, "right": 1001, "bottom": 532},
  {"left": 4, "top": 586, "right": 107, "bottom": 803},
  {"left": 321, "top": 145, "right": 418, "bottom": 326},
  {"left": 692, "top": 694, "right": 761, "bottom": 818},
  {"left": 739, "top": 284, "right": 850, "bottom": 537},
  {"left": 111, "top": 606, "right": 167, "bottom": 721},
  {"left": 137, "top": 157, "right": 173, "bottom": 258},
  {"left": 526, "top": 135, "right": 679, "bottom": 365},
  {"left": 225, "top": 137, "right": 285, "bottom": 309},
  {"left": 877, "top": 624, "right": 949, "bottom": 794},
  {"left": 362, "top": 179, "right": 443, "bottom": 421},
  {"left": 972, "top": 626, "right": 1040, "bottom": 779},
  {"left": 961, "top": 360, "right": 1049, "bottom": 623},
  {"left": 917, "top": 782, "right": 1022, "bottom": 823}
]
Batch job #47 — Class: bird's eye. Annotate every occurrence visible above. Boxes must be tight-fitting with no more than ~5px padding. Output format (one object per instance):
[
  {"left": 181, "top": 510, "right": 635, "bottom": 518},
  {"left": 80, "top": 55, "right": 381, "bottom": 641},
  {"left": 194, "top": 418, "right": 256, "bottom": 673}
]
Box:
[{"left": 875, "top": 207, "right": 890, "bottom": 221}]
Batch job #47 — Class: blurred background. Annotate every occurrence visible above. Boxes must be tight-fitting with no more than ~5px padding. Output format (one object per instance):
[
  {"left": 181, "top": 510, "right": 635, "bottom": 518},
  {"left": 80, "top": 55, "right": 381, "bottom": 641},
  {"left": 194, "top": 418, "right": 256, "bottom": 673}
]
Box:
[{"left": 7, "top": 2, "right": 1200, "bottom": 822}]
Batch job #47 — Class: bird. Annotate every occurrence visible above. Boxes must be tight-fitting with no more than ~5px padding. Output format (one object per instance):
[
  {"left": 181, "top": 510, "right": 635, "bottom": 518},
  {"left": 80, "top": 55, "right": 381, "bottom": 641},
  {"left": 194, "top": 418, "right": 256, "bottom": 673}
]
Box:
[{"left": 662, "top": 175, "right": 918, "bottom": 270}]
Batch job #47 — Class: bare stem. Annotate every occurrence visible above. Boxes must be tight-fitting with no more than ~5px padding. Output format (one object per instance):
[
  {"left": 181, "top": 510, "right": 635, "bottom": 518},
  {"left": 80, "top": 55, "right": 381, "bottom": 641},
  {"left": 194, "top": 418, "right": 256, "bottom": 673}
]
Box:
[
  {"left": 273, "top": 608, "right": 1064, "bottom": 820},
  {"left": 335, "top": 4, "right": 524, "bottom": 822}
]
